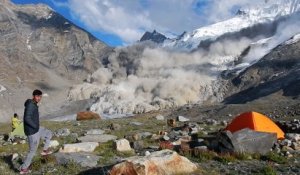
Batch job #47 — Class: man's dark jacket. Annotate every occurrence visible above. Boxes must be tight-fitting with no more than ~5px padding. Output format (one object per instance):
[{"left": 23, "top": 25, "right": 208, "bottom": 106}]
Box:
[{"left": 23, "top": 99, "right": 39, "bottom": 136}]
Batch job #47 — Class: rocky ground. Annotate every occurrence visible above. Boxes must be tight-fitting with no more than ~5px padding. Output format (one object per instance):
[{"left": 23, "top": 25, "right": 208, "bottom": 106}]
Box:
[{"left": 0, "top": 102, "right": 299, "bottom": 175}]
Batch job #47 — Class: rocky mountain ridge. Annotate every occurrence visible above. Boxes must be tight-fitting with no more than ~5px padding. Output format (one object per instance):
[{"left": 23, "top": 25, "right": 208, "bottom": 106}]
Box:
[{"left": 0, "top": 0, "right": 112, "bottom": 122}]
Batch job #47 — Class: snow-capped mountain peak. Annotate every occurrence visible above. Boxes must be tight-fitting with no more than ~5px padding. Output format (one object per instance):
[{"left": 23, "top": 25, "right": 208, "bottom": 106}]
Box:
[{"left": 163, "top": 0, "right": 300, "bottom": 51}]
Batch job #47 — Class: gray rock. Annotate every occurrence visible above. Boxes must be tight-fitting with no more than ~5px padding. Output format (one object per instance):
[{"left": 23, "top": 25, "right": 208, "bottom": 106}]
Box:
[
  {"left": 291, "top": 142, "right": 300, "bottom": 150},
  {"left": 281, "top": 139, "right": 292, "bottom": 147},
  {"left": 197, "top": 139, "right": 205, "bottom": 143},
  {"left": 55, "top": 152, "right": 100, "bottom": 168},
  {"left": 167, "top": 131, "right": 178, "bottom": 140},
  {"left": 132, "top": 141, "right": 144, "bottom": 151},
  {"left": 205, "top": 119, "right": 218, "bottom": 125},
  {"left": 78, "top": 134, "right": 117, "bottom": 143},
  {"left": 130, "top": 122, "right": 143, "bottom": 126},
  {"left": 138, "top": 132, "right": 152, "bottom": 139},
  {"left": 86, "top": 129, "right": 105, "bottom": 135},
  {"left": 177, "top": 116, "right": 190, "bottom": 122},
  {"left": 155, "top": 115, "right": 165, "bottom": 121},
  {"left": 194, "top": 146, "right": 208, "bottom": 151},
  {"left": 55, "top": 128, "right": 70, "bottom": 137},
  {"left": 110, "top": 123, "right": 122, "bottom": 131},
  {"left": 285, "top": 133, "right": 300, "bottom": 142},
  {"left": 163, "top": 135, "right": 170, "bottom": 141},
  {"left": 70, "top": 133, "right": 79, "bottom": 138},
  {"left": 221, "top": 120, "right": 228, "bottom": 126},
  {"left": 75, "top": 122, "right": 81, "bottom": 126},
  {"left": 217, "top": 128, "right": 277, "bottom": 155}
]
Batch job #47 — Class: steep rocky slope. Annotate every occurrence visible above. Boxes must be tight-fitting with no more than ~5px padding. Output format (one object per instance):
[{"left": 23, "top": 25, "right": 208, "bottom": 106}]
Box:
[
  {"left": 0, "top": 0, "right": 112, "bottom": 122},
  {"left": 223, "top": 35, "right": 300, "bottom": 104}
]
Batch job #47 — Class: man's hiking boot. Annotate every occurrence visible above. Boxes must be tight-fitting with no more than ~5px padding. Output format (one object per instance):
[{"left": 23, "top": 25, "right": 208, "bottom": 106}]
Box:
[
  {"left": 20, "top": 168, "right": 31, "bottom": 174},
  {"left": 41, "top": 149, "right": 53, "bottom": 156}
]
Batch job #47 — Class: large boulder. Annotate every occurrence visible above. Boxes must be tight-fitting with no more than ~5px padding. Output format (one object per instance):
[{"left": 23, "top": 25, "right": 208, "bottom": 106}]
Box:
[
  {"left": 76, "top": 111, "right": 101, "bottom": 121},
  {"left": 59, "top": 142, "right": 99, "bottom": 153},
  {"left": 55, "top": 152, "right": 100, "bottom": 168},
  {"left": 109, "top": 150, "right": 198, "bottom": 175},
  {"left": 217, "top": 128, "right": 277, "bottom": 155}
]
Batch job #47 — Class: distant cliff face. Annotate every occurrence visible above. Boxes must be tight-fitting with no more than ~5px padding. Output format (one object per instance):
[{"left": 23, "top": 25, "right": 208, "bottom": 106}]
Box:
[
  {"left": 140, "top": 30, "right": 167, "bottom": 44},
  {"left": 0, "top": 0, "right": 112, "bottom": 121},
  {"left": 223, "top": 37, "right": 300, "bottom": 104}
]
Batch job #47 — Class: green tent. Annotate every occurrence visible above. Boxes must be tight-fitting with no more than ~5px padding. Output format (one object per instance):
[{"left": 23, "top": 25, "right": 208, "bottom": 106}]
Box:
[{"left": 9, "top": 122, "right": 26, "bottom": 139}]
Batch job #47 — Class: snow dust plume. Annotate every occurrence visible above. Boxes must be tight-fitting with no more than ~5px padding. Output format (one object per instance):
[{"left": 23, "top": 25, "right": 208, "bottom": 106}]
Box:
[{"left": 68, "top": 38, "right": 253, "bottom": 115}]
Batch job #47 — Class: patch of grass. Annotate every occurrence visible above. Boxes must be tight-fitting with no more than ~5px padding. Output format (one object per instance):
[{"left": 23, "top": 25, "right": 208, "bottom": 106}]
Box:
[
  {"left": 233, "top": 152, "right": 260, "bottom": 160},
  {"left": 55, "top": 160, "right": 82, "bottom": 174},
  {"left": 41, "top": 155, "right": 57, "bottom": 165},
  {"left": 196, "top": 131, "right": 207, "bottom": 137},
  {"left": 115, "top": 150, "right": 135, "bottom": 157},
  {"left": 31, "top": 156, "right": 43, "bottom": 171},
  {"left": 261, "top": 152, "right": 287, "bottom": 164},
  {"left": 214, "top": 153, "right": 237, "bottom": 164},
  {"left": 94, "top": 141, "right": 116, "bottom": 165},
  {"left": 0, "top": 144, "right": 28, "bottom": 154},
  {"left": 193, "top": 150, "right": 216, "bottom": 162},
  {"left": 258, "top": 165, "right": 277, "bottom": 175}
]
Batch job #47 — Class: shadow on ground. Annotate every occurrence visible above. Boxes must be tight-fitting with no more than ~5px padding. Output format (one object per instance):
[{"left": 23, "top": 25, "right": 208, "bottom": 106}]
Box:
[
  {"left": 78, "top": 165, "right": 114, "bottom": 175},
  {"left": 0, "top": 155, "right": 21, "bottom": 173}
]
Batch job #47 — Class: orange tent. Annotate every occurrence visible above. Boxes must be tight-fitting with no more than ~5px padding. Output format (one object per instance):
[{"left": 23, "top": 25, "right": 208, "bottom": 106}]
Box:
[{"left": 225, "top": 111, "right": 285, "bottom": 139}]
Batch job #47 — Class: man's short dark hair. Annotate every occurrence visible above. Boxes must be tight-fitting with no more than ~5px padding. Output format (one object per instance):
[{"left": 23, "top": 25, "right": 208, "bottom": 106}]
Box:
[
  {"left": 14, "top": 113, "right": 18, "bottom": 117},
  {"left": 32, "top": 89, "right": 43, "bottom": 96}
]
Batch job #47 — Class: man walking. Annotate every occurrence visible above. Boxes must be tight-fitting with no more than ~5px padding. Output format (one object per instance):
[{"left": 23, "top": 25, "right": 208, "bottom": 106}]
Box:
[{"left": 20, "top": 89, "right": 53, "bottom": 174}]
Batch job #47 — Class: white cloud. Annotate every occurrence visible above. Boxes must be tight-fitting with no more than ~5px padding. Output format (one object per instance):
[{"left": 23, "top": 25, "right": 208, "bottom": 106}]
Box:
[{"left": 61, "top": 0, "right": 270, "bottom": 44}]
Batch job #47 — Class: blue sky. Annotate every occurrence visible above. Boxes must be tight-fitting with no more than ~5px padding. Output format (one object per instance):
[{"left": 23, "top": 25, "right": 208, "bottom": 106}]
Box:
[{"left": 11, "top": 0, "right": 251, "bottom": 46}]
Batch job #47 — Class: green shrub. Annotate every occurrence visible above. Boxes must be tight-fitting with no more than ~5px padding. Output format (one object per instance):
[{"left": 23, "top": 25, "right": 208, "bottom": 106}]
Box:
[
  {"left": 214, "top": 153, "right": 236, "bottom": 164},
  {"left": 259, "top": 165, "right": 277, "bottom": 175},
  {"left": 261, "top": 152, "right": 287, "bottom": 164}
]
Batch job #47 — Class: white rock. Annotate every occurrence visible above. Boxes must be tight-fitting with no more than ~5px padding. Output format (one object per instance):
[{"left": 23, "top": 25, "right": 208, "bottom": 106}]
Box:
[
  {"left": 0, "top": 85, "right": 6, "bottom": 93},
  {"left": 49, "top": 140, "right": 60, "bottom": 148},
  {"left": 11, "top": 153, "right": 18, "bottom": 161},
  {"left": 78, "top": 134, "right": 117, "bottom": 143},
  {"left": 110, "top": 150, "right": 198, "bottom": 175},
  {"left": 163, "top": 135, "right": 170, "bottom": 141},
  {"left": 59, "top": 142, "right": 99, "bottom": 153},
  {"left": 144, "top": 151, "right": 151, "bottom": 156},
  {"left": 155, "top": 115, "right": 165, "bottom": 121},
  {"left": 86, "top": 129, "right": 105, "bottom": 135},
  {"left": 114, "top": 139, "right": 132, "bottom": 152},
  {"left": 130, "top": 122, "right": 143, "bottom": 126},
  {"left": 178, "top": 116, "right": 190, "bottom": 122},
  {"left": 286, "top": 133, "right": 300, "bottom": 142}
]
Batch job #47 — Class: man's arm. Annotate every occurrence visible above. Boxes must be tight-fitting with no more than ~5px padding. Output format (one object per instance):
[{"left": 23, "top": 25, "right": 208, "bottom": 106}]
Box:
[{"left": 24, "top": 103, "right": 38, "bottom": 129}]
